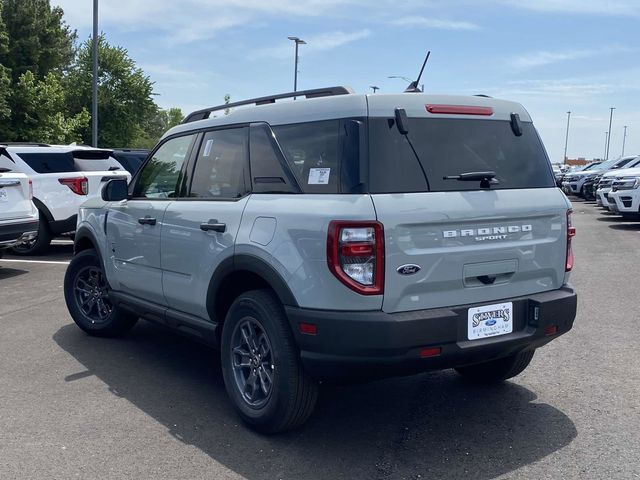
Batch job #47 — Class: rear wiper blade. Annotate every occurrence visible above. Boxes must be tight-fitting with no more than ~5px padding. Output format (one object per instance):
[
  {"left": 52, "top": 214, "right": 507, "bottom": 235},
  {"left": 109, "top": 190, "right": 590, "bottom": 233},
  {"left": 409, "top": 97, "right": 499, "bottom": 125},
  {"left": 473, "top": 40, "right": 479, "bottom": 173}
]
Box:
[{"left": 443, "top": 171, "right": 499, "bottom": 188}]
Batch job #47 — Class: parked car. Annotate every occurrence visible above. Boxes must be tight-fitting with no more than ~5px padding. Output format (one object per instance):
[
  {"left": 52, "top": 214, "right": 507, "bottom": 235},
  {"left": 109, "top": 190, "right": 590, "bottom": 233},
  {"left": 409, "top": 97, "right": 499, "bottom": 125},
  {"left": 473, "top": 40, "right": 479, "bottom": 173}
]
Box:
[
  {"left": 562, "top": 158, "right": 629, "bottom": 198},
  {"left": 0, "top": 154, "right": 38, "bottom": 257},
  {"left": 608, "top": 173, "right": 640, "bottom": 219},
  {"left": 64, "top": 87, "right": 577, "bottom": 433},
  {"left": 0, "top": 144, "right": 130, "bottom": 255},
  {"left": 595, "top": 155, "right": 640, "bottom": 208},
  {"left": 109, "top": 149, "right": 149, "bottom": 176}
]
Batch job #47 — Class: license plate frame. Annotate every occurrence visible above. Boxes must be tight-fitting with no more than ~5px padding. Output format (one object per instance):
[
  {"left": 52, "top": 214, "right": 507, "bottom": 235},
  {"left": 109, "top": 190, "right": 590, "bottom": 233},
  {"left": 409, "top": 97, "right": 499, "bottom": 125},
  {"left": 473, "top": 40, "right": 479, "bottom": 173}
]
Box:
[{"left": 468, "top": 302, "right": 513, "bottom": 340}]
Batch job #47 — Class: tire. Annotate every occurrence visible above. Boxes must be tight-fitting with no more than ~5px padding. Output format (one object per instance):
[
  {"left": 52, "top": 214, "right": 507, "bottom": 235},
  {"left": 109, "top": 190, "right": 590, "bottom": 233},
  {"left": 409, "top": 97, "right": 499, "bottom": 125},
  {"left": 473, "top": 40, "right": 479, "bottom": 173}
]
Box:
[
  {"left": 455, "top": 349, "right": 535, "bottom": 384},
  {"left": 64, "top": 248, "right": 137, "bottom": 337},
  {"left": 11, "top": 212, "right": 52, "bottom": 255},
  {"left": 221, "top": 289, "right": 319, "bottom": 434}
]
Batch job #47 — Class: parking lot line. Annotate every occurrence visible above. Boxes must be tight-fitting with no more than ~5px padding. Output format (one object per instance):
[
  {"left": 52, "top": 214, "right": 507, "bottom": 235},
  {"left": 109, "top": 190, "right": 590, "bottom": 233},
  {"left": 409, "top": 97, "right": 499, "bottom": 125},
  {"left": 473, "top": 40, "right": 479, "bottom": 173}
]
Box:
[{"left": 0, "top": 259, "right": 70, "bottom": 266}]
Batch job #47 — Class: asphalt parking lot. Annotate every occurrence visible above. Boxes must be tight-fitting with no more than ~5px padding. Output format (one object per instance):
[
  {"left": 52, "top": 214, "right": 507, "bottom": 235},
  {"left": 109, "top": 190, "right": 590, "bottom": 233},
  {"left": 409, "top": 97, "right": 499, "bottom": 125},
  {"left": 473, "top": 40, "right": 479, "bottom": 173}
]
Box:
[{"left": 1, "top": 202, "right": 639, "bottom": 480}]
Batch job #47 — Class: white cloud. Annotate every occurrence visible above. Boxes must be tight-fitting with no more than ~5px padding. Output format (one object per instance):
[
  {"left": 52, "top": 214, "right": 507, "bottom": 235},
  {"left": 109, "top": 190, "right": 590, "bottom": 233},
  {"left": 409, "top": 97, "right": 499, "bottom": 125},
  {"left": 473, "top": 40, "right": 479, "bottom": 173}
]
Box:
[
  {"left": 508, "top": 46, "right": 632, "bottom": 69},
  {"left": 390, "top": 16, "right": 480, "bottom": 30},
  {"left": 253, "top": 29, "right": 371, "bottom": 60},
  {"left": 496, "top": 0, "right": 640, "bottom": 16}
]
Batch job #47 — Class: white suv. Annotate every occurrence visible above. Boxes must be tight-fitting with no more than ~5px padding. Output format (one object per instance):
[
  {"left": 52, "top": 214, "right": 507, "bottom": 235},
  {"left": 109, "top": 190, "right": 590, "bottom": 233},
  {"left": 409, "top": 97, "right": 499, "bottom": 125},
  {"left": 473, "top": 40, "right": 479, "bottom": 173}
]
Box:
[
  {"left": 595, "top": 156, "right": 640, "bottom": 209},
  {"left": 609, "top": 173, "right": 640, "bottom": 218},
  {"left": 0, "top": 153, "right": 38, "bottom": 257},
  {"left": 0, "top": 144, "right": 130, "bottom": 254}
]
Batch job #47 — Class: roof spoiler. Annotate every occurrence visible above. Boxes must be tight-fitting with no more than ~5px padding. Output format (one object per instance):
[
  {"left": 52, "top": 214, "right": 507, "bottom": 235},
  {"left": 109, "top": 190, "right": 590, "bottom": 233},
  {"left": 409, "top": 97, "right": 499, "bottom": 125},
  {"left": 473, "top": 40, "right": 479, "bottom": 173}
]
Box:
[{"left": 183, "top": 86, "right": 355, "bottom": 124}]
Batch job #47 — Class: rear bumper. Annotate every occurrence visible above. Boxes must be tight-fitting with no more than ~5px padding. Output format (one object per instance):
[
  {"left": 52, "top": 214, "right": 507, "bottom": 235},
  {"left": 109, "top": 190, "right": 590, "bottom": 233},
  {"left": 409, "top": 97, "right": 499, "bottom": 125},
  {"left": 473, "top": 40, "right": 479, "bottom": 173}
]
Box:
[
  {"left": 0, "top": 219, "right": 39, "bottom": 248},
  {"left": 286, "top": 285, "right": 577, "bottom": 381}
]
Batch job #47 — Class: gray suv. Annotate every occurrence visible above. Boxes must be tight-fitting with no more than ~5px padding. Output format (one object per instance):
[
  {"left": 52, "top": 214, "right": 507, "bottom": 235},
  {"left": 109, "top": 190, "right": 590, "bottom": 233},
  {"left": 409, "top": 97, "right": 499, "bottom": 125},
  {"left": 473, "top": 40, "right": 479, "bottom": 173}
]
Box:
[{"left": 64, "top": 86, "right": 578, "bottom": 433}]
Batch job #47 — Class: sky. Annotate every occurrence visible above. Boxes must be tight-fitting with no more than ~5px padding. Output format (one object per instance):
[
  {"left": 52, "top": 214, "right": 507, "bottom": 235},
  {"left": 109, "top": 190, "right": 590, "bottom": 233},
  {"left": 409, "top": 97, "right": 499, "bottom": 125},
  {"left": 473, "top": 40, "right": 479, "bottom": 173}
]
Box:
[{"left": 51, "top": 0, "right": 640, "bottom": 162}]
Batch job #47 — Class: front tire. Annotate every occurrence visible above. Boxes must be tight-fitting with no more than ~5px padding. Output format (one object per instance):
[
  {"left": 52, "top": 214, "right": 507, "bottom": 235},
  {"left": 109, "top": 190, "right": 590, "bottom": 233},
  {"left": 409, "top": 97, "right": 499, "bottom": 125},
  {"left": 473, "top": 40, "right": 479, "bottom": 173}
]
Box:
[
  {"left": 64, "top": 248, "right": 137, "bottom": 337},
  {"left": 221, "top": 289, "right": 319, "bottom": 434},
  {"left": 12, "top": 212, "right": 52, "bottom": 255},
  {"left": 455, "top": 350, "right": 535, "bottom": 384}
]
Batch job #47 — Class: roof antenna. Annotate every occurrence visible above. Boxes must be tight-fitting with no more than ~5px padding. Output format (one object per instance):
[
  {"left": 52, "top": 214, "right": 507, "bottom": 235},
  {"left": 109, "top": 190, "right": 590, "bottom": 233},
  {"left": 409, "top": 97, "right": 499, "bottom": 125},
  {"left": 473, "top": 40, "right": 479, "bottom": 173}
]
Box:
[{"left": 404, "top": 51, "right": 430, "bottom": 93}]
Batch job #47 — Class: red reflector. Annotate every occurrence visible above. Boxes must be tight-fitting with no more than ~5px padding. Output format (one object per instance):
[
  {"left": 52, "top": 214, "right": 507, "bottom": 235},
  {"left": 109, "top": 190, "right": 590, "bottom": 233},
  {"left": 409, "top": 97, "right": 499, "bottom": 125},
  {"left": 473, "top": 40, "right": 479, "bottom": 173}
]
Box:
[
  {"left": 299, "top": 323, "right": 317, "bottom": 335},
  {"left": 544, "top": 325, "right": 558, "bottom": 336},
  {"left": 426, "top": 104, "right": 494, "bottom": 116},
  {"left": 419, "top": 347, "right": 442, "bottom": 358},
  {"left": 341, "top": 242, "right": 374, "bottom": 256},
  {"left": 568, "top": 226, "right": 576, "bottom": 238}
]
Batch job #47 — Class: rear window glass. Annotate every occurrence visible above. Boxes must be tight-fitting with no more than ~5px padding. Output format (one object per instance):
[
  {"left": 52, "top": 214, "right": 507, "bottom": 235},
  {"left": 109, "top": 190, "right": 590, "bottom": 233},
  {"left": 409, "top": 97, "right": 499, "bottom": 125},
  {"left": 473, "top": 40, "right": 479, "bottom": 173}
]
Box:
[
  {"left": 369, "top": 118, "right": 555, "bottom": 192},
  {"left": 16, "top": 152, "right": 77, "bottom": 173},
  {"left": 272, "top": 120, "right": 341, "bottom": 193}
]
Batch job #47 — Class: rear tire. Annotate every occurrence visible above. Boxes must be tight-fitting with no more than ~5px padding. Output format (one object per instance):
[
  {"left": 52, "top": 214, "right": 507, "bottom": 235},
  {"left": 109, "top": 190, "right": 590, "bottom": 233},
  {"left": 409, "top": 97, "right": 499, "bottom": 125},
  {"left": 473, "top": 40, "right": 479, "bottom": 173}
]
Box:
[
  {"left": 455, "top": 350, "right": 535, "bottom": 384},
  {"left": 221, "top": 289, "right": 319, "bottom": 434},
  {"left": 11, "top": 212, "right": 52, "bottom": 256},
  {"left": 64, "top": 248, "right": 137, "bottom": 337}
]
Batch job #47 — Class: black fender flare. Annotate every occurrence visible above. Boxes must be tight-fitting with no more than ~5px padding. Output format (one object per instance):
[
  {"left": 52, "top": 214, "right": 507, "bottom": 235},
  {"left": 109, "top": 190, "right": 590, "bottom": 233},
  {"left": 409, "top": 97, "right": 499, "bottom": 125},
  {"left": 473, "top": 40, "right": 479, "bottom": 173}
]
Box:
[
  {"left": 32, "top": 198, "right": 54, "bottom": 222},
  {"left": 73, "top": 226, "right": 105, "bottom": 268},
  {"left": 206, "top": 254, "right": 298, "bottom": 321}
]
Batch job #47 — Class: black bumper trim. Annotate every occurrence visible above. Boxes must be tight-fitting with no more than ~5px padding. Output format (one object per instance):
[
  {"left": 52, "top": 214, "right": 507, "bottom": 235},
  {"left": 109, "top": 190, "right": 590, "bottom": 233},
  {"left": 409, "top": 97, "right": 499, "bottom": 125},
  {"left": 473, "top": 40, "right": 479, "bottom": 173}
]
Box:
[
  {"left": 0, "top": 219, "right": 39, "bottom": 244},
  {"left": 49, "top": 214, "right": 77, "bottom": 235},
  {"left": 285, "top": 286, "right": 577, "bottom": 381}
]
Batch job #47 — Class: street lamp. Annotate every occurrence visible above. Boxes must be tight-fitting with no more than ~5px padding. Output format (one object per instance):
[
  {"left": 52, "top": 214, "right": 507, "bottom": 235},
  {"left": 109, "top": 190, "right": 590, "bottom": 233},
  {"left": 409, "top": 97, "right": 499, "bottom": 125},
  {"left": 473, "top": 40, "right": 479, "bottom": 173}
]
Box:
[
  {"left": 370, "top": 86, "right": 380, "bottom": 93},
  {"left": 92, "top": 0, "right": 99, "bottom": 147},
  {"left": 605, "top": 107, "right": 615, "bottom": 160},
  {"left": 287, "top": 36, "right": 306, "bottom": 93},
  {"left": 604, "top": 131, "right": 609, "bottom": 160},
  {"left": 563, "top": 111, "right": 571, "bottom": 164},
  {"left": 622, "top": 125, "right": 628, "bottom": 156}
]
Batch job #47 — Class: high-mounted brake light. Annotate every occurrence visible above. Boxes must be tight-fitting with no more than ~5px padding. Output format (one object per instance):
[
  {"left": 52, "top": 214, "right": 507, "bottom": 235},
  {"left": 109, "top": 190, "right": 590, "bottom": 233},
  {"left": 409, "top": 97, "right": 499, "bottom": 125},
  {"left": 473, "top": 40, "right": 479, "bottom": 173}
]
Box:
[
  {"left": 28, "top": 179, "right": 33, "bottom": 200},
  {"left": 426, "top": 104, "right": 494, "bottom": 116},
  {"left": 566, "top": 209, "right": 576, "bottom": 272},
  {"left": 59, "top": 177, "right": 89, "bottom": 196},
  {"left": 327, "top": 221, "right": 384, "bottom": 295}
]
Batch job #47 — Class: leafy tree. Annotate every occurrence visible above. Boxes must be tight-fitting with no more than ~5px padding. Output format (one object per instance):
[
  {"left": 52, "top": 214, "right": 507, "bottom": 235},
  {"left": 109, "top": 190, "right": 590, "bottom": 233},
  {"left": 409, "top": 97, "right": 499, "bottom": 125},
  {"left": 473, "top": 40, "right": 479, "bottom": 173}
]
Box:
[
  {"left": 134, "top": 107, "right": 184, "bottom": 149},
  {"left": 65, "top": 35, "right": 156, "bottom": 147},
  {"left": 0, "top": 0, "right": 76, "bottom": 81},
  {"left": 10, "top": 71, "right": 89, "bottom": 143},
  {"left": 0, "top": 3, "right": 10, "bottom": 125}
]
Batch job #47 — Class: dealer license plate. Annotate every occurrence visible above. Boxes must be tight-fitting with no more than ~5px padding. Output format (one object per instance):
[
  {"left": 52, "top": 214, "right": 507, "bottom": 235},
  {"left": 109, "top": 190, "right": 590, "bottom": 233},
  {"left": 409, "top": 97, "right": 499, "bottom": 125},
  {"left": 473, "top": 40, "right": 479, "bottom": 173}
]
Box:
[{"left": 468, "top": 302, "right": 513, "bottom": 340}]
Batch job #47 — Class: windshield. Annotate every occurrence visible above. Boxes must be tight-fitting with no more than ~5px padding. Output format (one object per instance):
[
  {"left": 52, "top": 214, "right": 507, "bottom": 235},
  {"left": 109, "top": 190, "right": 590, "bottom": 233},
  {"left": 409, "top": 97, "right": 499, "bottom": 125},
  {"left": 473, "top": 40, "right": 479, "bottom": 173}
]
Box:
[{"left": 368, "top": 118, "right": 555, "bottom": 192}]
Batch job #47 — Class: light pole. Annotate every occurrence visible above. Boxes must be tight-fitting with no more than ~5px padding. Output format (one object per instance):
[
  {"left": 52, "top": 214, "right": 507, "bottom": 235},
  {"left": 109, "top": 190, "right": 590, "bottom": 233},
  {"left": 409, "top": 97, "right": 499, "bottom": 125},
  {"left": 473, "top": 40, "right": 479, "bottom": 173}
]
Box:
[
  {"left": 622, "top": 125, "right": 628, "bottom": 156},
  {"left": 604, "top": 131, "right": 609, "bottom": 160},
  {"left": 92, "top": 0, "right": 98, "bottom": 147},
  {"left": 370, "top": 86, "right": 380, "bottom": 93},
  {"left": 605, "top": 107, "right": 615, "bottom": 160},
  {"left": 287, "top": 36, "right": 306, "bottom": 93},
  {"left": 563, "top": 111, "right": 571, "bottom": 164}
]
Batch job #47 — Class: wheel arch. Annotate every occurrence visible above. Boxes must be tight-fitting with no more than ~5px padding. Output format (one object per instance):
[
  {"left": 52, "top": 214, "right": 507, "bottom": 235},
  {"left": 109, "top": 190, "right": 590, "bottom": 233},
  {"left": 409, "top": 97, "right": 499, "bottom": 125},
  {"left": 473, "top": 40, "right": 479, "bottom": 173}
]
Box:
[
  {"left": 74, "top": 226, "right": 105, "bottom": 268},
  {"left": 207, "top": 254, "right": 298, "bottom": 330}
]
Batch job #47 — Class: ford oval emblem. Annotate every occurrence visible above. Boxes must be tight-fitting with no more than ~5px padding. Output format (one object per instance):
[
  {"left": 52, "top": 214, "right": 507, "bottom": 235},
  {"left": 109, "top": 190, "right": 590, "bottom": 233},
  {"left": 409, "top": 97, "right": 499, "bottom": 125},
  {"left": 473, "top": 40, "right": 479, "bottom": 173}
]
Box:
[
  {"left": 397, "top": 264, "right": 421, "bottom": 275},
  {"left": 486, "top": 319, "right": 497, "bottom": 326}
]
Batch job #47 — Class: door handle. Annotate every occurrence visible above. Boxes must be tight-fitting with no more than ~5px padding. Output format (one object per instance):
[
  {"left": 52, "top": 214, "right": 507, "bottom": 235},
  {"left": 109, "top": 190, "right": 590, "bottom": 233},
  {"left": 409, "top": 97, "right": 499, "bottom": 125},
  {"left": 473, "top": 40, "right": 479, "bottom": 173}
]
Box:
[
  {"left": 200, "top": 221, "right": 226, "bottom": 233},
  {"left": 138, "top": 216, "right": 157, "bottom": 226}
]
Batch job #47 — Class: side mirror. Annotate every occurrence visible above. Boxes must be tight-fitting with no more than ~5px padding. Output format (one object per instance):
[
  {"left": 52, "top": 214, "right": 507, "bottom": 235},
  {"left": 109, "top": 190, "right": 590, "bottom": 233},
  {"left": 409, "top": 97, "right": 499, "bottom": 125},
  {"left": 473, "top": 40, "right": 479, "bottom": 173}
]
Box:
[{"left": 102, "top": 178, "right": 128, "bottom": 201}]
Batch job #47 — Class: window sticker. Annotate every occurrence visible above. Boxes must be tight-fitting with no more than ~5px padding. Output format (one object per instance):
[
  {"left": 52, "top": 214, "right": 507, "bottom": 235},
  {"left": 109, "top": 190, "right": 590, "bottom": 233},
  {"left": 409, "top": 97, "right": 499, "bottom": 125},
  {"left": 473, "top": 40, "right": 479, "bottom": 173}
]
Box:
[
  {"left": 308, "top": 167, "right": 331, "bottom": 185},
  {"left": 203, "top": 139, "right": 214, "bottom": 157}
]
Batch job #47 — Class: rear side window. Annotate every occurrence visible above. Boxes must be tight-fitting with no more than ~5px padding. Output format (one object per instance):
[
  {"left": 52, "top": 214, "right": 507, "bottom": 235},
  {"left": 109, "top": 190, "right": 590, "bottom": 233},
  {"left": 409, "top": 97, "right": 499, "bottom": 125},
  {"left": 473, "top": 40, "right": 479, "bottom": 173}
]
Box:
[
  {"left": 369, "top": 118, "right": 555, "bottom": 192},
  {"left": 188, "top": 127, "right": 249, "bottom": 199},
  {"left": 273, "top": 120, "right": 341, "bottom": 193},
  {"left": 15, "top": 152, "right": 77, "bottom": 173}
]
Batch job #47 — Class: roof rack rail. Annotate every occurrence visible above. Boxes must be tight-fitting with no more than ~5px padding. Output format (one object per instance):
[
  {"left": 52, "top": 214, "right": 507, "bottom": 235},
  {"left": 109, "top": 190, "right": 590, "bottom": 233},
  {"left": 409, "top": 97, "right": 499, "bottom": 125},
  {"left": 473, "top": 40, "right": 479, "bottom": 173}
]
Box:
[
  {"left": 1, "top": 142, "right": 52, "bottom": 147},
  {"left": 183, "top": 86, "right": 354, "bottom": 124}
]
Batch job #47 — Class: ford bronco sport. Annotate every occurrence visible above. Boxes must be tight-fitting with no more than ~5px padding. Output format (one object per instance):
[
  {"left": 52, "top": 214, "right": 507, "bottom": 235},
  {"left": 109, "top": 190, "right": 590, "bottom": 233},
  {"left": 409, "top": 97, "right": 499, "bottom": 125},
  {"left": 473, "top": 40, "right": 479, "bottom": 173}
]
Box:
[{"left": 64, "top": 86, "right": 578, "bottom": 433}]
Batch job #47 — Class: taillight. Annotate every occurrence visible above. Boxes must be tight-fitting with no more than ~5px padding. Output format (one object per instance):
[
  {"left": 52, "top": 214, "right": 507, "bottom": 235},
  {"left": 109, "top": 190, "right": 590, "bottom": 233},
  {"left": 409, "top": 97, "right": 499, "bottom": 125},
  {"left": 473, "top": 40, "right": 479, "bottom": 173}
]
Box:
[
  {"left": 327, "top": 221, "right": 384, "bottom": 295},
  {"left": 28, "top": 179, "right": 33, "bottom": 200},
  {"left": 59, "top": 177, "right": 88, "bottom": 195},
  {"left": 566, "top": 209, "right": 576, "bottom": 272}
]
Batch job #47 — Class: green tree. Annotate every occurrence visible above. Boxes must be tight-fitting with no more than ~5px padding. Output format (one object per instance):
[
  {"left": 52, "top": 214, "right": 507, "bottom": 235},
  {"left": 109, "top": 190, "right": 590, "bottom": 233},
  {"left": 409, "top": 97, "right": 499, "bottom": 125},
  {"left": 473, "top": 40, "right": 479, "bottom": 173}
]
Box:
[
  {"left": 0, "top": 0, "right": 76, "bottom": 81},
  {"left": 134, "top": 107, "right": 184, "bottom": 149},
  {"left": 65, "top": 35, "right": 156, "bottom": 147},
  {"left": 10, "top": 71, "right": 89, "bottom": 143},
  {"left": 0, "top": 3, "right": 11, "bottom": 125}
]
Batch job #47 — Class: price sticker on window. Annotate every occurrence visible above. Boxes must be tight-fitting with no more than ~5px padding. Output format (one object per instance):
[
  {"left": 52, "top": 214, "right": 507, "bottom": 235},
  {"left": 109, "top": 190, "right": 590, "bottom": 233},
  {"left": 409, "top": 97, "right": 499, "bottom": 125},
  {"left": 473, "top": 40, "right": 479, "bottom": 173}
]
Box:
[{"left": 308, "top": 168, "right": 330, "bottom": 185}]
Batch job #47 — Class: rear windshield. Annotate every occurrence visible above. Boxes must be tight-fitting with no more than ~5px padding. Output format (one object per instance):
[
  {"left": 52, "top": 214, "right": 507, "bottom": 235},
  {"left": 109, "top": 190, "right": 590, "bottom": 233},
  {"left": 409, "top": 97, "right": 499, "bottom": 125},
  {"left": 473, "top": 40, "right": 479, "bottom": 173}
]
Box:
[
  {"left": 368, "top": 118, "right": 555, "bottom": 192},
  {"left": 16, "top": 152, "right": 77, "bottom": 173}
]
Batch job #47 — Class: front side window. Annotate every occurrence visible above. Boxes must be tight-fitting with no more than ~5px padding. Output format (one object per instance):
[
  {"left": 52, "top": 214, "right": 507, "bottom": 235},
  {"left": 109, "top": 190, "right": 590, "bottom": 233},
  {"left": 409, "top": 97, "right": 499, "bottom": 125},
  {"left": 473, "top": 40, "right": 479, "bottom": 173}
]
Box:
[
  {"left": 189, "top": 127, "right": 249, "bottom": 199},
  {"left": 133, "top": 134, "right": 196, "bottom": 198}
]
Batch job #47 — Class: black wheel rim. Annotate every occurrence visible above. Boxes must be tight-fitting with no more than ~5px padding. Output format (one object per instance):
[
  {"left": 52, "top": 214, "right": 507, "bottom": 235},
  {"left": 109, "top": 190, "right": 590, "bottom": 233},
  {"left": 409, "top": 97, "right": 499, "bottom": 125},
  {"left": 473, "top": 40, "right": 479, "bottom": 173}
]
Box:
[
  {"left": 230, "top": 317, "right": 274, "bottom": 408},
  {"left": 73, "top": 265, "right": 113, "bottom": 324}
]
